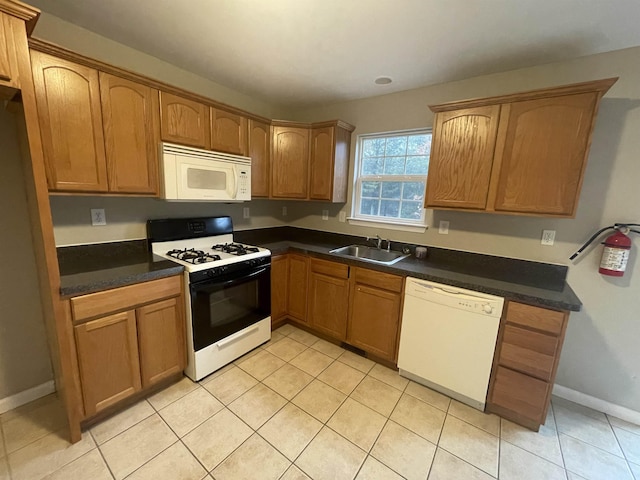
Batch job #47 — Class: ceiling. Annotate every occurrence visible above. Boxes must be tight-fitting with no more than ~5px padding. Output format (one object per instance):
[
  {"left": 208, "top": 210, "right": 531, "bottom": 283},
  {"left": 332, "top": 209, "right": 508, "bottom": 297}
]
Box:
[{"left": 29, "top": 0, "right": 640, "bottom": 108}]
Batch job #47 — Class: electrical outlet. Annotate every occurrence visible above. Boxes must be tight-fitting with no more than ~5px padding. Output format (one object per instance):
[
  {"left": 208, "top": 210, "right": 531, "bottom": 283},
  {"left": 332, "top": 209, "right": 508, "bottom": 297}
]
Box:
[
  {"left": 339, "top": 211, "right": 346, "bottom": 223},
  {"left": 322, "top": 210, "right": 329, "bottom": 221},
  {"left": 282, "top": 206, "right": 287, "bottom": 216},
  {"left": 243, "top": 207, "right": 250, "bottom": 219},
  {"left": 91, "top": 208, "right": 106, "bottom": 226},
  {"left": 438, "top": 220, "right": 449, "bottom": 234},
  {"left": 541, "top": 229, "right": 556, "bottom": 246}
]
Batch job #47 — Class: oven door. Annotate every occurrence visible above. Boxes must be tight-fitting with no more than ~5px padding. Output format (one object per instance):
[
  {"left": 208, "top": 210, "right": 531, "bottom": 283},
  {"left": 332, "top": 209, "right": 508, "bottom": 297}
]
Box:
[{"left": 189, "top": 264, "right": 271, "bottom": 351}]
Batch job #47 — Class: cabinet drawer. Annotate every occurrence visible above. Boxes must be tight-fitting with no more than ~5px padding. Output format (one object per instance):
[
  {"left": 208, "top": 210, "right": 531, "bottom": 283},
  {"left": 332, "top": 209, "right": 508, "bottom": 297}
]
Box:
[
  {"left": 499, "top": 325, "right": 558, "bottom": 381},
  {"left": 506, "top": 302, "right": 565, "bottom": 335},
  {"left": 491, "top": 366, "right": 549, "bottom": 425},
  {"left": 310, "top": 258, "right": 348, "bottom": 279},
  {"left": 71, "top": 276, "right": 182, "bottom": 323},
  {"left": 353, "top": 268, "right": 403, "bottom": 293}
]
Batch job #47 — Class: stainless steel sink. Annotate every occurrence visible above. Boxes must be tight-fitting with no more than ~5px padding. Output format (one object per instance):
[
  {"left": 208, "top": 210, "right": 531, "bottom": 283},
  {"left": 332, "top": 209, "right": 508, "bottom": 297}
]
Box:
[{"left": 329, "top": 244, "right": 410, "bottom": 265}]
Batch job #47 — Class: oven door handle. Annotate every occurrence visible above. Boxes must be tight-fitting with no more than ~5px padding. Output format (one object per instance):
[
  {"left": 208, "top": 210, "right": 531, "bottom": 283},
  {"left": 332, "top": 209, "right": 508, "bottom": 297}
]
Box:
[
  {"left": 192, "top": 266, "right": 270, "bottom": 288},
  {"left": 216, "top": 325, "right": 260, "bottom": 348}
]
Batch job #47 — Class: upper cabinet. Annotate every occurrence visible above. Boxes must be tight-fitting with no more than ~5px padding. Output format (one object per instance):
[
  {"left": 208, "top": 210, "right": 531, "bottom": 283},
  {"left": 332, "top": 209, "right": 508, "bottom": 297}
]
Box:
[
  {"left": 309, "top": 122, "right": 354, "bottom": 202},
  {"left": 271, "top": 124, "right": 310, "bottom": 199},
  {"left": 99, "top": 73, "right": 159, "bottom": 194},
  {"left": 271, "top": 120, "right": 355, "bottom": 201},
  {"left": 31, "top": 51, "right": 109, "bottom": 192},
  {"left": 159, "top": 92, "right": 210, "bottom": 149},
  {"left": 248, "top": 119, "right": 270, "bottom": 197},
  {"left": 425, "top": 78, "right": 617, "bottom": 217},
  {"left": 31, "top": 51, "right": 161, "bottom": 195},
  {"left": 0, "top": 12, "right": 19, "bottom": 97},
  {"left": 210, "top": 107, "right": 247, "bottom": 155}
]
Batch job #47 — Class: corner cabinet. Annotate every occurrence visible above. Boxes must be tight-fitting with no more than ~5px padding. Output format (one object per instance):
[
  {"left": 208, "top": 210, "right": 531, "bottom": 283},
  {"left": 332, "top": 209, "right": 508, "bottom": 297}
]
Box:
[
  {"left": 70, "top": 276, "right": 185, "bottom": 417},
  {"left": 271, "top": 124, "right": 310, "bottom": 199},
  {"left": 486, "top": 301, "right": 569, "bottom": 431},
  {"left": 425, "top": 78, "right": 617, "bottom": 217}
]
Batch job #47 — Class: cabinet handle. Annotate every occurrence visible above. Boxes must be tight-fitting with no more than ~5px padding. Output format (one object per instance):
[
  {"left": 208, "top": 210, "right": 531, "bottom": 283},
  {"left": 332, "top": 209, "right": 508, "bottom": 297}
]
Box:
[{"left": 216, "top": 325, "right": 259, "bottom": 348}]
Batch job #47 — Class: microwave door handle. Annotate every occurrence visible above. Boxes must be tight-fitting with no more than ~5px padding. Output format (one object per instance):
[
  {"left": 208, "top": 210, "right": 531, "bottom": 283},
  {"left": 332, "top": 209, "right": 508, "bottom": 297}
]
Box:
[{"left": 231, "top": 168, "right": 239, "bottom": 199}]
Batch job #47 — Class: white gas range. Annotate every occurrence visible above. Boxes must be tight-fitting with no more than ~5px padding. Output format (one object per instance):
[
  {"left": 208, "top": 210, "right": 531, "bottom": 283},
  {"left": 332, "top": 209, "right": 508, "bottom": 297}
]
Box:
[{"left": 148, "top": 216, "right": 272, "bottom": 381}]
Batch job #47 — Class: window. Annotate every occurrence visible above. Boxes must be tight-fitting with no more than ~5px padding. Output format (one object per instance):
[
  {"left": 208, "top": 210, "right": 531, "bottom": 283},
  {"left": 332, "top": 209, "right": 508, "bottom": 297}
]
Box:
[{"left": 351, "top": 129, "right": 431, "bottom": 229}]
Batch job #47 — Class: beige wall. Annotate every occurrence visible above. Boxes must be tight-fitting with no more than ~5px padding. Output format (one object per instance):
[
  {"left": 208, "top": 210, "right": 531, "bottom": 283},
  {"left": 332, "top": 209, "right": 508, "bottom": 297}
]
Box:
[
  {"left": 0, "top": 109, "right": 53, "bottom": 400},
  {"left": 289, "top": 47, "right": 640, "bottom": 412},
  {"left": 32, "top": 14, "right": 292, "bottom": 120}
]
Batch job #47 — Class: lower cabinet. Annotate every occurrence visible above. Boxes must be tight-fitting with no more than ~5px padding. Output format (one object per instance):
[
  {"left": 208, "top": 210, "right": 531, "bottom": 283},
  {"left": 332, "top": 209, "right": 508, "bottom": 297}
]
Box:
[
  {"left": 487, "top": 301, "right": 569, "bottom": 430},
  {"left": 347, "top": 268, "right": 403, "bottom": 362},
  {"left": 288, "top": 254, "right": 309, "bottom": 324},
  {"left": 308, "top": 258, "right": 350, "bottom": 340},
  {"left": 271, "top": 254, "right": 404, "bottom": 361},
  {"left": 70, "top": 276, "right": 185, "bottom": 418}
]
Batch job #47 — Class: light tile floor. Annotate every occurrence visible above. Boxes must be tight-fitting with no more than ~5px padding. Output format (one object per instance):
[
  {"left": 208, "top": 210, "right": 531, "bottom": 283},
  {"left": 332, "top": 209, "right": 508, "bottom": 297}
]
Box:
[{"left": 1, "top": 324, "right": 639, "bottom": 479}]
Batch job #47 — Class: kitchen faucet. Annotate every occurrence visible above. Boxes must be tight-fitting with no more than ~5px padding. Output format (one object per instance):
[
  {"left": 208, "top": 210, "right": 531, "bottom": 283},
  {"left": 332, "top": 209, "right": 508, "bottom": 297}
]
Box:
[{"left": 366, "top": 235, "right": 383, "bottom": 249}]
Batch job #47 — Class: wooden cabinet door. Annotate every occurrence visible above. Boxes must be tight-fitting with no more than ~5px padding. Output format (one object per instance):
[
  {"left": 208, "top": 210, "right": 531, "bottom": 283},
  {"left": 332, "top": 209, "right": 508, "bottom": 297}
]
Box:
[
  {"left": 136, "top": 297, "right": 185, "bottom": 388},
  {"left": 249, "top": 119, "right": 270, "bottom": 197},
  {"left": 347, "top": 271, "right": 402, "bottom": 361},
  {"left": 100, "top": 73, "right": 160, "bottom": 194},
  {"left": 308, "top": 271, "right": 349, "bottom": 340},
  {"left": 210, "top": 107, "right": 247, "bottom": 155},
  {"left": 0, "top": 13, "right": 19, "bottom": 95},
  {"left": 309, "top": 126, "right": 335, "bottom": 201},
  {"left": 160, "top": 91, "right": 210, "bottom": 149},
  {"left": 270, "top": 255, "right": 288, "bottom": 322},
  {"left": 491, "top": 93, "right": 598, "bottom": 216},
  {"left": 74, "top": 311, "right": 141, "bottom": 416},
  {"left": 271, "top": 126, "right": 310, "bottom": 198},
  {"left": 31, "top": 51, "right": 108, "bottom": 192},
  {"left": 425, "top": 105, "right": 501, "bottom": 209},
  {"left": 288, "top": 254, "right": 309, "bottom": 323}
]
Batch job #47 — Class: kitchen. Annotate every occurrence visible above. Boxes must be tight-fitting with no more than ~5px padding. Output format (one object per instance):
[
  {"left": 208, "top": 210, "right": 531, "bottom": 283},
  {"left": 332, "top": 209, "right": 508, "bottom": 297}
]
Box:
[{"left": 1, "top": 1, "right": 640, "bottom": 479}]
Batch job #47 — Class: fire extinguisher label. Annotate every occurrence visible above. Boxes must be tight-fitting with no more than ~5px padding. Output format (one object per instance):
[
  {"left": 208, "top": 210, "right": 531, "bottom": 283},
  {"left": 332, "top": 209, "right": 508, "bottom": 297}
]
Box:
[{"left": 600, "top": 247, "right": 629, "bottom": 272}]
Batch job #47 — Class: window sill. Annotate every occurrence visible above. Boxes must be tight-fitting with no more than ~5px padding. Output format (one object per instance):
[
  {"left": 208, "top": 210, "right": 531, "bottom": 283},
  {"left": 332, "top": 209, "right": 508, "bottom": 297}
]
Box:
[{"left": 347, "top": 217, "right": 428, "bottom": 234}]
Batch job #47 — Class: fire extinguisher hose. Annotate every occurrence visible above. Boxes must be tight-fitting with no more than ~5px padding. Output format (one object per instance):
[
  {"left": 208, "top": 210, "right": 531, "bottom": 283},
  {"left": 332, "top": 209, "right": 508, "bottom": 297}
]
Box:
[{"left": 570, "top": 223, "right": 640, "bottom": 261}]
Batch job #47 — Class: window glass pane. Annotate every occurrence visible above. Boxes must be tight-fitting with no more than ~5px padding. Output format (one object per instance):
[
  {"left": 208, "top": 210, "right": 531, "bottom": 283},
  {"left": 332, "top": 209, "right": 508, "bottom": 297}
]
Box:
[
  {"left": 407, "top": 134, "right": 431, "bottom": 155},
  {"left": 400, "top": 201, "right": 423, "bottom": 220},
  {"left": 383, "top": 157, "right": 405, "bottom": 174},
  {"left": 361, "top": 158, "right": 383, "bottom": 175},
  {"left": 362, "top": 138, "right": 386, "bottom": 158},
  {"left": 385, "top": 136, "right": 407, "bottom": 156},
  {"left": 381, "top": 182, "right": 402, "bottom": 199},
  {"left": 361, "top": 181, "right": 381, "bottom": 198},
  {"left": 380, "top": 200, "right": 400, "bottom": 217},
  {"left": 405, "top": 156, "right": 429, "bottom": 174},
  {"left": 402, "top": 181, "right": 425, "bottom": 200},
  {"left": 360, "top": 199, "right": 380, "bottom": 216}
]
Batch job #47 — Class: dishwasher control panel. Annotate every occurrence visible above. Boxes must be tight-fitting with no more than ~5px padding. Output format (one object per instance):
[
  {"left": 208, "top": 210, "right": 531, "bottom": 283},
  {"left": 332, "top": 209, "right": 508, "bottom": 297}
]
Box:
[{"left": 404, "top": 277, "right": 504, "bottom": 318}]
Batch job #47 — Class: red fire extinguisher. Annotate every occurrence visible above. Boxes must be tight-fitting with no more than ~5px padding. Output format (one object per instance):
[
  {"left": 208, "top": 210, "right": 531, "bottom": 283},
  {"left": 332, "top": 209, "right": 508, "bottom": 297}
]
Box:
[{"left": 570, "top": 223, "right": 640, "bottom": 277}]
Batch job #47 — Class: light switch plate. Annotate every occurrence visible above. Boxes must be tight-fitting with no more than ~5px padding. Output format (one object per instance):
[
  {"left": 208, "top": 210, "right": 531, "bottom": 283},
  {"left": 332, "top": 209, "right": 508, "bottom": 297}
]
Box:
[
  {"left": 541, "top": 229, "right": 556, "bottom": 246},
  {"left": 438, "top": 220, "right": 449, "bottom": 234},
  {"left": 322, "top": 210, "right": 329, "bottom": 221},
  {"left": 282, "top": 206, "right": 287, "bottom": 216},
  {"left": 339, "top": 211, "right": 346, "bottom": 222},
  {"left": 243, "top": 207, "right": 250, "bottom": 219},
  {"left": 91, "top": 208, "right": 106, "bottom": 226}
]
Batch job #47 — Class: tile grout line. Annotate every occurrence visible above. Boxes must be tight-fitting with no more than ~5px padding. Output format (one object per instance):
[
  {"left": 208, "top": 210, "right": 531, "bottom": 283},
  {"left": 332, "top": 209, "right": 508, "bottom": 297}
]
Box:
[{"left": 606, "top": 411, "right": 638, "bottom": 478}]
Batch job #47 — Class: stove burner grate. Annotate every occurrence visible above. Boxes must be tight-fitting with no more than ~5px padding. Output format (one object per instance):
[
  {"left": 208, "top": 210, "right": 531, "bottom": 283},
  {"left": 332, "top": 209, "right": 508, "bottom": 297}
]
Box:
[
  {"left": 167, "top": 248, "right": 221, "bottom": 264},
  {"left": 211, "top": 243, "right": 260, "bottom": 256}
]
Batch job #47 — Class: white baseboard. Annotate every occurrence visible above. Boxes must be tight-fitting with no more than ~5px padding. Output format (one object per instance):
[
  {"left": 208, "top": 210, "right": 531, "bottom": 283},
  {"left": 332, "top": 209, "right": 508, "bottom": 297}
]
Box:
[
  {"left": 0, "top": 380, "right": 56, "bottom": 414},
  {"left": 553, "top": 384, "right": 640, "bottom": 425}
]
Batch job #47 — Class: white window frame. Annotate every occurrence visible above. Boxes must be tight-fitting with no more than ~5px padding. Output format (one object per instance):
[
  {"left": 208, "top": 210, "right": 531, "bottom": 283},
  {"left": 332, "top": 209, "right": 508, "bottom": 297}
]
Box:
[{"left": 349, "top": 128, "right": 431, "bottom": 233}]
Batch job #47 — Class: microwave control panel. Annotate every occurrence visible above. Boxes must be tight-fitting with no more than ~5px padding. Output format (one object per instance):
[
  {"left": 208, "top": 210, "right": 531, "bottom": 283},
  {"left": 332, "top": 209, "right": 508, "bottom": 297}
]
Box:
[{"left": 237, "top": 170, "right": 250, "bottom": 200}]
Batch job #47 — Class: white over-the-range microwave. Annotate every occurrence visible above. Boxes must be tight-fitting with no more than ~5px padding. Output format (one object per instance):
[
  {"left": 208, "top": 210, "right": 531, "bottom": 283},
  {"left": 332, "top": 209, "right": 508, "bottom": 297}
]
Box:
[{"left": 160, "top": 142, "right": 251, "bottom": 201}]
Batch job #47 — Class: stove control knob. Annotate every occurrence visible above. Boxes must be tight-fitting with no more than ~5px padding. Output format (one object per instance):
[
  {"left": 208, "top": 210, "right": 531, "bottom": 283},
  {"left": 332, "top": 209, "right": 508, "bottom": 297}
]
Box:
[
  {"left": 207, "top": 270, "right": 214, "bottom": 277},
  {"left": 482, "top": 304, "right": 493, "bottom": 314}
]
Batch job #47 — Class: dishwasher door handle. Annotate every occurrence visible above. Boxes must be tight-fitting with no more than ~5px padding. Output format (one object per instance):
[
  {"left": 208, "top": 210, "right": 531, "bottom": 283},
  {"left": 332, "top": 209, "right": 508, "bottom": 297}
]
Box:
[{"left": 412, "top": 281, "right": 495, "bottom": 302}]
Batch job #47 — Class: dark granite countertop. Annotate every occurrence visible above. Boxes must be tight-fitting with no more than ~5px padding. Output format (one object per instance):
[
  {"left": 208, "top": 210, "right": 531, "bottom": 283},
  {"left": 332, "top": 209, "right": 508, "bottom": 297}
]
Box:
[
  {"left": 235, "top": 227, "right": 582, "bottom": 312},
  {"left": 58, "top": 240, "right": 184, "bottom": 298}
]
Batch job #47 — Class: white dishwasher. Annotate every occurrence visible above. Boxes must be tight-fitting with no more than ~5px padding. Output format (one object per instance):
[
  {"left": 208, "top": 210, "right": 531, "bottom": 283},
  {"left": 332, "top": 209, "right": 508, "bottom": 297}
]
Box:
[{"left": 398, "top": 277, "right": 504, "bottom": 411}]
